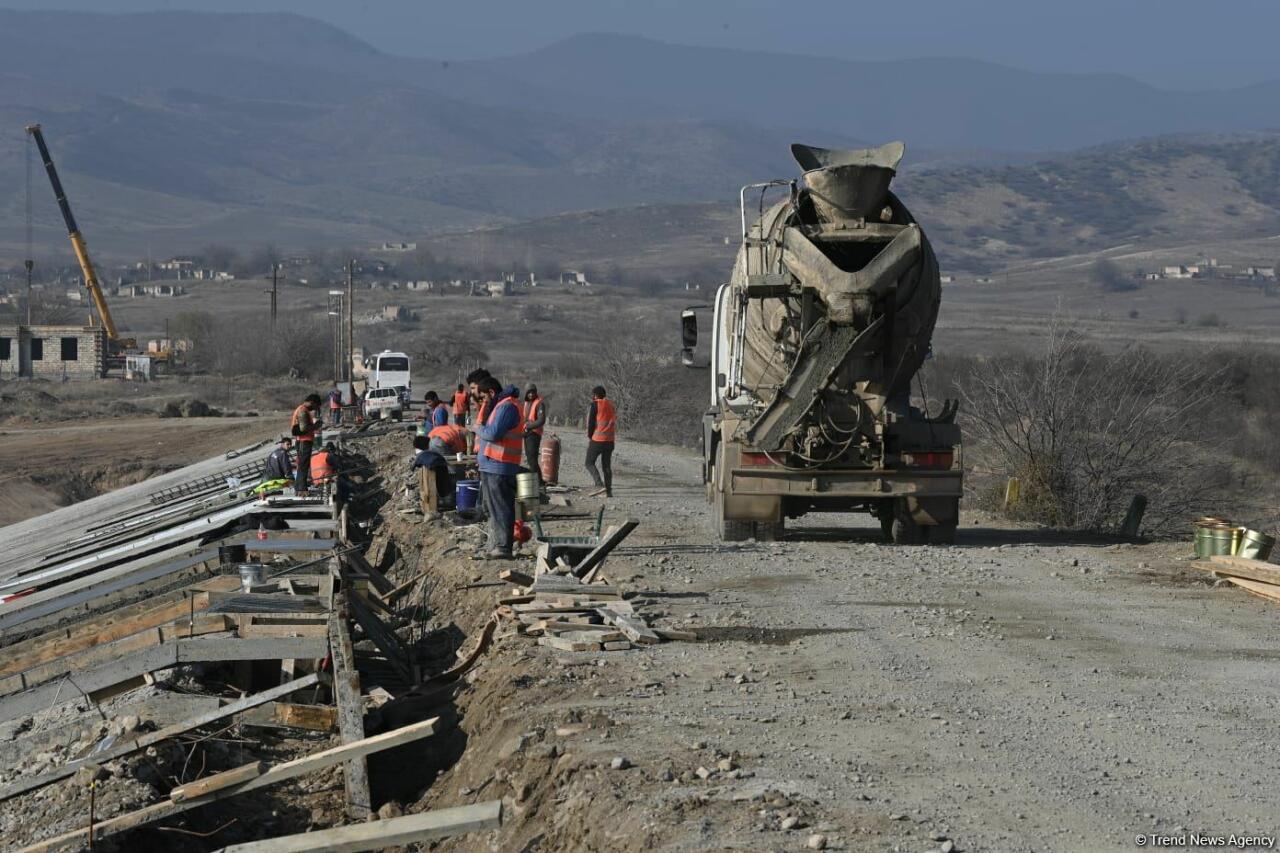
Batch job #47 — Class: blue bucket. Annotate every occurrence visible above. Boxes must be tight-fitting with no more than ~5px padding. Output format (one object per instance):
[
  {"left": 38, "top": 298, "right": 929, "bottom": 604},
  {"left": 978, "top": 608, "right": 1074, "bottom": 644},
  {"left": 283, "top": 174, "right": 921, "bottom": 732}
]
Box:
[{"left": 455, "top": 479, "right": 480, "bottom": 511}]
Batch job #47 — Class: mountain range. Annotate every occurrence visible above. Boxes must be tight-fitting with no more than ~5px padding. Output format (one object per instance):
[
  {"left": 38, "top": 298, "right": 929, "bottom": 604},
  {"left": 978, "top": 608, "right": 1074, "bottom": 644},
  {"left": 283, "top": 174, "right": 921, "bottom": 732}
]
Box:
[{"left": 2, "top": 9, "right": 1280, "bottom": 261}]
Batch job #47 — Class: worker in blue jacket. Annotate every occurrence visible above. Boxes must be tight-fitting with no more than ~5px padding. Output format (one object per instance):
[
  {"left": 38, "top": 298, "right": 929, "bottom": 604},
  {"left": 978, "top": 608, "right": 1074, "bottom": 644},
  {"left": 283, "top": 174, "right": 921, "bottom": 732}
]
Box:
[{"left": 468, "top": 377, "right": 522, "bottom": 560}]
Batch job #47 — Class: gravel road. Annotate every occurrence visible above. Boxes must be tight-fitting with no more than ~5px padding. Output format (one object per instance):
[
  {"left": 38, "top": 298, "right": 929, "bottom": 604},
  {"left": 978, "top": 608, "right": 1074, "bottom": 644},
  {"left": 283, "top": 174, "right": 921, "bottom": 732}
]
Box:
[{"left": 535, "top": 430, "right": 1280, "bottom": 852}]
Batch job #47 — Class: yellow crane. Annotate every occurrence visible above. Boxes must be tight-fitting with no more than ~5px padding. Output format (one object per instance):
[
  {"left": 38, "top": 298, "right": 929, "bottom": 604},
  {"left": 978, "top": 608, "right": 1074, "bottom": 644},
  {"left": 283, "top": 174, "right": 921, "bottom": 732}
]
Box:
[{"left": 25, "top": 123, "right": 134, "bottom": 351}]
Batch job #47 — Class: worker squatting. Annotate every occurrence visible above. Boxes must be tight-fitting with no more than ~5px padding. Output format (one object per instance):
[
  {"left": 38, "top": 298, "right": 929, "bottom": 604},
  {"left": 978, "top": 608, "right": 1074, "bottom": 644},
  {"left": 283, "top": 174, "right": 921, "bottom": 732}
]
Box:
[{"left": 270, "top": 377, "right": 618, "bottom": 561}]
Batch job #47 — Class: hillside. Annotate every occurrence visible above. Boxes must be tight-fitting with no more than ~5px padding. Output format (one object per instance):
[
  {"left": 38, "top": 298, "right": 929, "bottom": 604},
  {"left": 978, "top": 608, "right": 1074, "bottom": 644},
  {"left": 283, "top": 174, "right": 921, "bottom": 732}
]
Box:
[
  {"left": 417, "top": 136, "right": 1280, "bottom": 277},
  {"left": 5, "top": 10, "right": 1280, "bottom": 259}
]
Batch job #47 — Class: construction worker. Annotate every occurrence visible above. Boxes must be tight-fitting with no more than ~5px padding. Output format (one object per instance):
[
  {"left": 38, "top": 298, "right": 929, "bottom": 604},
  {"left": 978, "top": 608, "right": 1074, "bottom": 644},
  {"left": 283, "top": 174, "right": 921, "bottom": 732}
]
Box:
[
  {"left": 428, "top": 423, "right": 468, "bottom": 456},
  {"left": 411, "top": 434, "right": 455, "bottom": 510},
  {"left": 263, "top": 436, "right": 294, "bottom": 482},
  {"left": 585, "top": 385, "right": 616, "bottom": 497},
  {"left": 465, "top": 368, "right": 492, "bottom": 455},
  {"left": 452, "top": 383, "right": 469, "bottom": 426},
  {"left": 425, "top": 391, "right": 450, "bottom": 428},
  {"left": 310, "top": 442, "right": 337, "bottom": 485},
  {"left": 327, "top": 386, "right": 343, "bottom": 426},
  {"left": 469, "top": 376, "right": 522, "bottom": 559},
  {"left": 290, "top": 393, "right": 323, "bottom": 495},
  {"left": 523, "top": 385, "right": 546, "bottom": 478}
]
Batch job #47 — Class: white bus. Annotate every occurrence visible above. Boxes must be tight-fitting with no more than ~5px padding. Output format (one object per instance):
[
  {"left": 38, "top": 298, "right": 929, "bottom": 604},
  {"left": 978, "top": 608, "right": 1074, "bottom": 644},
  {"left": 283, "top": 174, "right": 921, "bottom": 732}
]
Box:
[{"left": 370, "top": 351, "right": 411, "bottom": 404}]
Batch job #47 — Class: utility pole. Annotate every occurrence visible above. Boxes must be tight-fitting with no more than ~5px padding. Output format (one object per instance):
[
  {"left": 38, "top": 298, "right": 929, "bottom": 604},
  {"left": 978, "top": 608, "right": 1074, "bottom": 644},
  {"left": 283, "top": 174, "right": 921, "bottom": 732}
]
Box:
[
  {"left": 270, "top": 263, "right": 279, "bottom": 330},
  {"left": 346, "top": 258, "right": 355, "bottom": 385},
  {"left": 23, "top": 260, "right": 32, "bottom": 326}
]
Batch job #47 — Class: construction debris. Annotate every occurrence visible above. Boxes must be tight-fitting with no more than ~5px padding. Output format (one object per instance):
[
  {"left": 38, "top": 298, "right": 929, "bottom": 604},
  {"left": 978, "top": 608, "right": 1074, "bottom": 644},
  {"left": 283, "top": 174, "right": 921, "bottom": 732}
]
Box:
[{"left": 1194, "top": 554, "right": 1280, "bottom": 603}]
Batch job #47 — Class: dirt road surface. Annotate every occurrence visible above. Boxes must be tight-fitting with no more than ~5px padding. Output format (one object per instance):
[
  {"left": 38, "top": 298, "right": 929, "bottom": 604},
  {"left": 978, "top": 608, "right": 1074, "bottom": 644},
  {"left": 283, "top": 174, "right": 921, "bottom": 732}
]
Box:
[{"left": 426, "top": 433, "right": 1280, "bottom": 853}]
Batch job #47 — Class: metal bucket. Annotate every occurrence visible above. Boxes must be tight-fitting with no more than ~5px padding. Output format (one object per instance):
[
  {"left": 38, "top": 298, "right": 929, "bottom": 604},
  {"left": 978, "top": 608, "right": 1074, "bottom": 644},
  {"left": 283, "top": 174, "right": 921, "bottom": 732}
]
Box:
[
  {"left": 1238, "top": 529, "right": 1276, "bottom": 561},
  {"left": 238, "top": 563, "right": 266, "bottom": 592},
  {"left": 516, "top": 472, "right": 540, "bottom": 503},
  {"left": 1194, "top": 525, "right": 1239, "bottom": 557}
]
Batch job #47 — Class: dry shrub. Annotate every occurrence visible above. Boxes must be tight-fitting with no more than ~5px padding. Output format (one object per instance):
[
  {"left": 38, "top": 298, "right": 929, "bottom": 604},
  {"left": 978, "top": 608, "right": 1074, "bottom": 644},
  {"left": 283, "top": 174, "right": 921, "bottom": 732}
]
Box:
[
  {"left": 172, "top": 311, "right": 333, "bottom": 379},
  {"left": 960, "top": 321, "right": 1228, "bottom": 536}
]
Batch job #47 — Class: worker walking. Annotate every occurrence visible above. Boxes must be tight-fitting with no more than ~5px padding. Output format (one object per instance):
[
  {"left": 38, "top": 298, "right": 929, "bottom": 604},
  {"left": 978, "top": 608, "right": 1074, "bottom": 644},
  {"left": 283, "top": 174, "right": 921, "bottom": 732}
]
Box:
[
  {"left": 327, "top": 386, "right": 343, "bottom": 426},
  {"left": 452, "top": 384, "right": 469, "bottom": 426},
  {"left": 263, "top": 436, "right": 294, "bottom": 482},
  {"left": 290, "top": 393, "right": 323, "bottom": 495},
  {"left": 585, "top": 385, "right": 616, "bottom": 498},
  {"left": 523, "top": 385, "right": 546, "bottom": 480},
  {"left": 469, "top": 377, "right": 522, "bottom": 560}
]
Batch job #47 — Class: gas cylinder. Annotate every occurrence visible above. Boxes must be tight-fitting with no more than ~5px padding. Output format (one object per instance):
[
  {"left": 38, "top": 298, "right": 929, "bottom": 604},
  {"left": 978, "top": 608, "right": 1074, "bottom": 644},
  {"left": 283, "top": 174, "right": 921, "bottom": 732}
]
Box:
[{"left": 539, "top": 434, "right": 561, "bottom": 485}]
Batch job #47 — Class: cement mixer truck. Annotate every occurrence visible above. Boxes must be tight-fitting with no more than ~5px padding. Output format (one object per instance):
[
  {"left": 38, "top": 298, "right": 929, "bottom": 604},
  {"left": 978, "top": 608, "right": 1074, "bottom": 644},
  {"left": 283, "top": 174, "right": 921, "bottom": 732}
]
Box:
[{"left": 682, "top": 142, "right": 962, "bottom": 544}]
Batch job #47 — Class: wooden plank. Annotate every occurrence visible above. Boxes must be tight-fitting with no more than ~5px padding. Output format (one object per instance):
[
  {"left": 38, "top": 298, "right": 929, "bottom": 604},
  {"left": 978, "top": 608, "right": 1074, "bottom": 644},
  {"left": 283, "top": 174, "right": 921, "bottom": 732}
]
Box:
[
  {"left": 597, "top": 608, "right": 660, "bottom": 645},
  {"left": 384, "top": 569, "right": 432, "bottom": 605},
  {"left": 0, "top": 635, "right": 325, "bottom": 723},
  {"left": 213, "top": 800, "right": 503, "bottom": 853},
  {"left": 328, "top": 601, "right": 372, "bottom": 820},
  {"left": 1202, "top": 555, "right": 1280, "bottom": 586},
  {"left": 1219, "top": 574, "right": 1280, "bottom": 603},
  {"left": 343, "top": 550, "right": 394, "bottom": 596},
  {"left": 418, "top": 467, "right": 439, "bottom": 514},
  {"left": 499, "top": 569, "right": 535, "bottom": 587},
  {"left": 0, "top": 673, "right": 322, "bottom": 803},
  {"left": 15, "top": 716, "right": 450, "bottom": 853},
  {"left": 0, "top": 615, "right": 231, "bottom": 697},
  {"left": 538, "top": 636, "right": 601, "bottom": 652},
  {"left": 236, "top": 702, "right": 337, "bottom": 732},
  {"left": 573, "top": 520, "right": 637, "bottom": 580},
  {"left": 171, "top": 761, "right": 266, "bottom": 802},
  {"left": 237, "top": 622, "right": 329, "bottom": 639},
  {"left": 346, "top": 592, "right": 413, "bottom": 683},
  {"left": 556, "top": 629, "right": 625, "bottom": 643},
  {"left": 0, "top": 583, "right": 229, "bottom": 677}
]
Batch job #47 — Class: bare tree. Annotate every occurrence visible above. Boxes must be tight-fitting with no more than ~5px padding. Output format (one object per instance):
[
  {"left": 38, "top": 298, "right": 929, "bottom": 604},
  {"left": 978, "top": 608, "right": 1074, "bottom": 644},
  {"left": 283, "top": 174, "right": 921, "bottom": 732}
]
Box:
[
  {"left": 414, "top": 331, "right": 489, "bottom": 378},
  {"left": 960, "top": 319, "right": 1227, "bottom": 535}
]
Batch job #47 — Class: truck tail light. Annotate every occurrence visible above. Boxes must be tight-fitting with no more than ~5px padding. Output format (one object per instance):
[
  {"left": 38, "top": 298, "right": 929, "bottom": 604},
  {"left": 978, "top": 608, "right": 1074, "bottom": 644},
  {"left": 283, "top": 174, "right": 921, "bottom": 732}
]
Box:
[
  {"left": 902, "top": 451, "right": 954, "bottom": 469},
  {"left": 740, "top": 452, "right": 776, "bottom": 467}
]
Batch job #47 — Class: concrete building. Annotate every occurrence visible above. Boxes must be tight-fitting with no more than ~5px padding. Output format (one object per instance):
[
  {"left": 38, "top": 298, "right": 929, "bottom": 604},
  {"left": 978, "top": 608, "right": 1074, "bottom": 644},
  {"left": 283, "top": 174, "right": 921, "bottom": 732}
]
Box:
[{"left": 0, "top": 324, "right": 107, "bottom": 379}]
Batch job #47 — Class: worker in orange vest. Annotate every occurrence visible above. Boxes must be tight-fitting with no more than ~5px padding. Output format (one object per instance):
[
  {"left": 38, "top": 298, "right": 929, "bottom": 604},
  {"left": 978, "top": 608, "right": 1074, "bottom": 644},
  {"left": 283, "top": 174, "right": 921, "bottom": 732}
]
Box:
[
  {"left": 522, "top": 385, "right": 547, "bottom": 479},
  {"left": 585, "top": 385, "right": 616, "bottom": 497},
  {"left": 290, "top": 393, "right": 323, "bottom": 495},
  {"left": 468, "top": 376, "right": 522, "bottom": 559},
  {"left": 451, "top": 384, "right": 470, "bottom": 426},
  {"left": 310, "top": 442, "right": 336, "bottom": 484},
  {"left": 428, "top": 423, "right": 468, "bottom": 455},
  {"left": 465, "top": 368, "right": 492, "bottom": 455}
]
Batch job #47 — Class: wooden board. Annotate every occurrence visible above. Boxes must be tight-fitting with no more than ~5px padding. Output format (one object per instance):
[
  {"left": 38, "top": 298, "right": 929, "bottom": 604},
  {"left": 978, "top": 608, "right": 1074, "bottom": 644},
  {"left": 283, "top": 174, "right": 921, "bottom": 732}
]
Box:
[
  {"left": 1219, "top": 574, "right": 1280, "bottom": 603},
  {"left": 597, "top": 608, "right": 660, "bottom": 645},
  {"left": 328, "top": 600, "right": 372, "bottom": 821},
  {"left": 215, "top": 800, "right": 502, "bottom": 853},
  {"left": 0, "top": 674, "right": 321, "bottom": 803},
  {"left": 15, "top": 716, "right": 451, "bottom": 853},
  {"left": 1201, "top": 555, "right": 1280, "bottom": 586},
  {"left": 171, "top": 761, "right": 266, "bottom": 802},
  {"left": 572, "top": 520, "right": 638, "bottom": 579}
]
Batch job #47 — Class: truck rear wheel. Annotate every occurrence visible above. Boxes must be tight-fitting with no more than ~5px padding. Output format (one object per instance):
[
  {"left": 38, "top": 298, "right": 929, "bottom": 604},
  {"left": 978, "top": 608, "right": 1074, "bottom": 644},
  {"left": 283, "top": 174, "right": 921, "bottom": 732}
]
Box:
[
  {"left": 891, "top": 515, "right": 925, "bottom": 545},
  {"left": 926, "top": 521, "right": 957, "bottom": 545},
  {"left": 712, "top": 492, "right": 752, "bottom": 542}
]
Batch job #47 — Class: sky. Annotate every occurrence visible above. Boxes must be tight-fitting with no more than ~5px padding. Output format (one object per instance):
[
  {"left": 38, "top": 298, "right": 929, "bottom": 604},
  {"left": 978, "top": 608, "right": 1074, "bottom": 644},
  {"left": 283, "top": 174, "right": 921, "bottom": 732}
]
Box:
[{"left": 4, "top": 0, "right": 1279, "bottom": 90}]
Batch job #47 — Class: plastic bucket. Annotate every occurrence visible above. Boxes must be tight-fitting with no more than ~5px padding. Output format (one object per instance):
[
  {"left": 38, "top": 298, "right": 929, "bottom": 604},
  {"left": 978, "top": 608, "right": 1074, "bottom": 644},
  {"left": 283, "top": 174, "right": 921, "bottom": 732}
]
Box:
[{"left": 455, "top": 479, "right": 480, "bottom": 511}]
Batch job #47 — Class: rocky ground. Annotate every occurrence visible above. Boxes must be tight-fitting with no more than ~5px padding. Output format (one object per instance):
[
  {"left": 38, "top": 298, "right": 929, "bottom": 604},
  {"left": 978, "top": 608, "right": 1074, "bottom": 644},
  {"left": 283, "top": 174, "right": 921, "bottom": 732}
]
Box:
[
  {"left": 3, "top": 428, "right": 1277, "bottom": 852},
  {"left": 355, "top": 430, "right": 1280, "bottom": 853}
]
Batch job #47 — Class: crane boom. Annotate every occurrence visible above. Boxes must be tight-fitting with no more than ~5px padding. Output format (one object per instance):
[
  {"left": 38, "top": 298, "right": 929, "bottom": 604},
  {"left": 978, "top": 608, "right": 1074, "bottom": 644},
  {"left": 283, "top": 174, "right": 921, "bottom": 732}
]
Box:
[{"left": 24, "top": 123, "right": 119, "bottom": 341}]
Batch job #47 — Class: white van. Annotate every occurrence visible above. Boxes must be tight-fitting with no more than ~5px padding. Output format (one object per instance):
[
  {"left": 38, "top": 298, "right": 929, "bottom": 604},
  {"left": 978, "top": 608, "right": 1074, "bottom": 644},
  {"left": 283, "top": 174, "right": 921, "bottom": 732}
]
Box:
[{"left": 370, "top": 351, "right": 411, "bottom": 404}]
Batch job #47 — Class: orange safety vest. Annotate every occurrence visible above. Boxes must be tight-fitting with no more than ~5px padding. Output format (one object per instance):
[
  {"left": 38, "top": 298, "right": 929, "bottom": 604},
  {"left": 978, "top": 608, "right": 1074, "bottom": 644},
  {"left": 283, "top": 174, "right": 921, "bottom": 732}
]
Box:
[
  {"left": 481, "top": 397, "right": 523, "bottom": 466},
  {"left": 428, "top": 424, "right": 468, "bottom": 453},
  {"left": 524, "top": 397, "right": 544, "bottom": 436},
  {"left": 452, "top": 390, "right": 469, "bottom": 415},
  {"left": 310, "top": 450, "right": 335, "bottom": 483},
  {"left": 291, "top": 404, "right": 317, "bottom": 443},
  {"left": 591, "top": 398, "right": 617, "bottom": 443}
]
